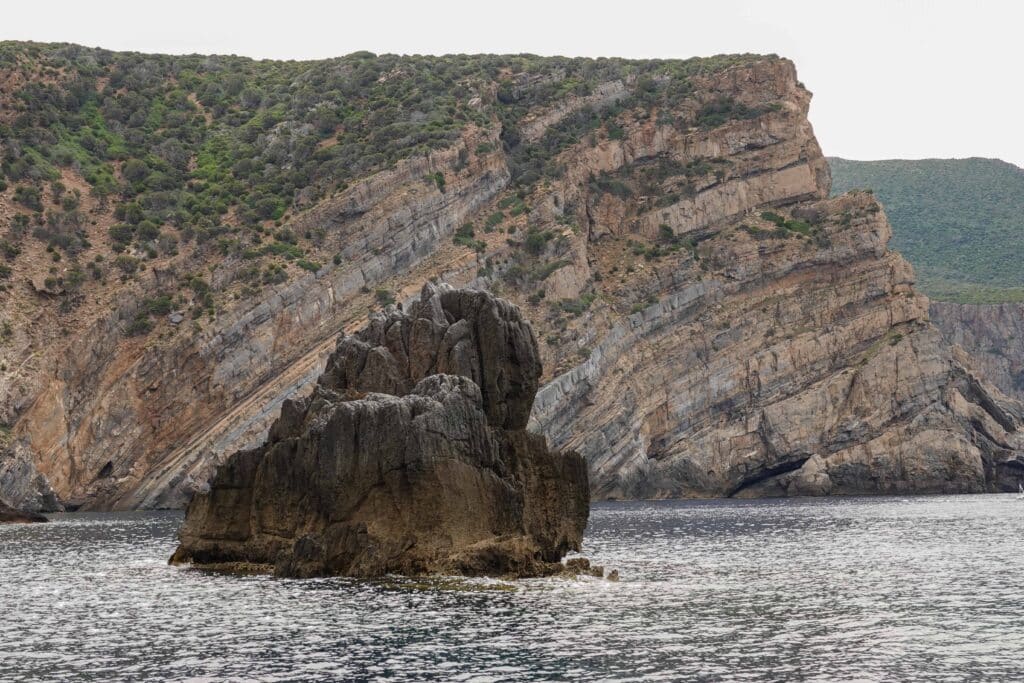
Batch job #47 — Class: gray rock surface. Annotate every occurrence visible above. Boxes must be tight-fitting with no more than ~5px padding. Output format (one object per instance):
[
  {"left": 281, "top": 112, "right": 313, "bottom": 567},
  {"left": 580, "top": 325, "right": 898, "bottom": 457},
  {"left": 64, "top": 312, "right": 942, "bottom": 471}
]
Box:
[
  {"left": 171, "top": 284, "right": 589, "bottom": 578},
  {"left": 931, "top": 302, "right": 1024, "bottom": 403}
]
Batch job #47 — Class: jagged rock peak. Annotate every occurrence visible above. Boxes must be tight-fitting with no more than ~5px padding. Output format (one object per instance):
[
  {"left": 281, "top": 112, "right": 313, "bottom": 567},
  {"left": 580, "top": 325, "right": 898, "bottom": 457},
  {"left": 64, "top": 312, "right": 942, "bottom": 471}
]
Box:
[
  {"left": 318, "top": 282, "right": 543, "bottom": 430},
  {"left": 171, "top": 284, "right": 589, "bottom": 578}
]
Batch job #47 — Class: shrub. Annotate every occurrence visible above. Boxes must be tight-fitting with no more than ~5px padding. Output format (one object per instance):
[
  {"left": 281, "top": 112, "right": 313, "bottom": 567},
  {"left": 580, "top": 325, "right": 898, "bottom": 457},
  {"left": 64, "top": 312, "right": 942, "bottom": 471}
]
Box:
[
  {"left": 375, "top": 288, "right": 395, "bottom": 306},
  {"left": 760, "top": 211, "right": 814, "bottom": 236},
  {"left": 13, "top": 186, "right": 42, "bottom": 212},
  {"left": 524, "top": 230, "right": 549, "bottom": 256},
  {"left": 144, "top": 295, "right": 174, "bottom": 316},
  {"left": 695, "top": 97, "right": 764, "bottom": 128},
  {"left": 485, "top": 211, "right": 504, "bottom": 229},
  {"left": 114, "top": 254, "right": 139, "bottom": 275},
  {"left": 559, "top": 292, "right": 597, "bottom": 315},
  {"left": 1, "top": 240, "right": 21, "bottom": 259},
  {"left": 262, "top": 263, "right": 288, "bottom": 285},
  {"left": 126, "top": 313, "right": 153, "bottom": 336}
]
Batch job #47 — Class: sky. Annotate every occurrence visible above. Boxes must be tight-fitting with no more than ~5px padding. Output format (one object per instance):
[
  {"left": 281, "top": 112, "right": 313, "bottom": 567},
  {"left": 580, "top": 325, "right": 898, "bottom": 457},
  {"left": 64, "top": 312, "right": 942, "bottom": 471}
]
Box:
[{"left": 5, "top": 0, "right": 1023, "bottom": 166}]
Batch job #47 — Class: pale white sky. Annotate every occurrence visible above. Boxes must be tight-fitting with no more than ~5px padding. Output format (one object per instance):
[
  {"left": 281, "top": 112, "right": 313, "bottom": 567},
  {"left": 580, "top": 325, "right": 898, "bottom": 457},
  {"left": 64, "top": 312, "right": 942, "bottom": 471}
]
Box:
[{"left": 5, "top": 0, "right": 1022, "bottom": 165}]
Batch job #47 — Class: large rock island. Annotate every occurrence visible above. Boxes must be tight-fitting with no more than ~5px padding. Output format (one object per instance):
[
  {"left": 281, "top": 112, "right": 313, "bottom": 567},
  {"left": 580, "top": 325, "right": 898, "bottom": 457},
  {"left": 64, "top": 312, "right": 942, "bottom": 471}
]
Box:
[{"left": 171, "top": 284, "right": 589, "bottom": 578}]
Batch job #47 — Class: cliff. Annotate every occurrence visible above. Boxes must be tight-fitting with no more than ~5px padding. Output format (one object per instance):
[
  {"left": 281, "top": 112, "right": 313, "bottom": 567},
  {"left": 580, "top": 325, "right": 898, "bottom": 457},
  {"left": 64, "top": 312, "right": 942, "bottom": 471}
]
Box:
[
  {"left": 1, "top": 44, "right": 1021, "bottom": 510},
  {"left": 830, "top": 157, "right": 1024, "bottom": 303},
  {"left": 171, "top": 284, "right": 589, "bottom": 577},
  {"left": 931, "top": 303, "right": 1024, "bottom": 402}
]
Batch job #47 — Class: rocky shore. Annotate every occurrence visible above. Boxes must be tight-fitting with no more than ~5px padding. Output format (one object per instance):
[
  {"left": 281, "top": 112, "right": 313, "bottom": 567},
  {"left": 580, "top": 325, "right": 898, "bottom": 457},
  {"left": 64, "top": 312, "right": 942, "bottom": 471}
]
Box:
[
  {"left": 171, "top": 284, "right": 589, "bottom": 578},
  {"left": 0, "top": 501, "right": 48, "bottom": 524}
]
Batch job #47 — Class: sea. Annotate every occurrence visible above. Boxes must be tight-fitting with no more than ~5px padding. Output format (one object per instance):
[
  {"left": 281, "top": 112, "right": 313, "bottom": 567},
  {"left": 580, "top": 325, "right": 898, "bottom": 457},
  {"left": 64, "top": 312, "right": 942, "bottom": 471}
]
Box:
[{"left": 2, "top": 495, "right": 1023, "bottom": 682}]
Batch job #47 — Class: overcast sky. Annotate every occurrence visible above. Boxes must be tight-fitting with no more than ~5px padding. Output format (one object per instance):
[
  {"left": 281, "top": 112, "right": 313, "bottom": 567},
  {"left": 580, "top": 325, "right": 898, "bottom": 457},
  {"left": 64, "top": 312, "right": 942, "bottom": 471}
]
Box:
[{"left": 6, "top": 0, "right": 1022, "bottom": 166}]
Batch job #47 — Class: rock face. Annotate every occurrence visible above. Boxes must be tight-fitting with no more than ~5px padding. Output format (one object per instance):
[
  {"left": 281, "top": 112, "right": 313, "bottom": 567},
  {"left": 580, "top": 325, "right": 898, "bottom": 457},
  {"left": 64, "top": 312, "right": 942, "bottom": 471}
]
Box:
[
  {"left": 170, "top": 284, "right": 589, "bottom": 578},
  {"left": 930, "top": 302, "right": 1024, "bottom": 403},
  {"left": 531, "top": 192, "right": 1024, "bottom": 497},
  {"left": 4, "top": 52, "right": 1023, "bottom": 509},
  {"left": 0, "top": 500, "right": 47, "bottom": 524}
]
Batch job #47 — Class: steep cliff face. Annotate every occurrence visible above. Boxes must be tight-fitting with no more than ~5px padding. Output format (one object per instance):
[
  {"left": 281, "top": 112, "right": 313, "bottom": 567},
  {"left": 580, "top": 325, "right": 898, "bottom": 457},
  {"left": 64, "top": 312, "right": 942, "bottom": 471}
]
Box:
[
  {"left": 2, "top": 47, "right": 1021, "bottom": 510},
  {"left": 931, "top": 303, "right": 1024, "bottom": 402},
  {"left": 4, "top": 128, "right": 506, "bottom": 511},
  {"left": 532, "top": 192, "right": 1024, "bottom": 497}
]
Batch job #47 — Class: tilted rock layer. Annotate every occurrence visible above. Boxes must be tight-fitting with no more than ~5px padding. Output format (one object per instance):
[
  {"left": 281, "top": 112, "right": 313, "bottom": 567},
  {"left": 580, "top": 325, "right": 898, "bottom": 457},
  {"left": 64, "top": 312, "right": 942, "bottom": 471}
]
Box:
[
  {"left": 171, "top": 284, "right": 589, "bottom": 578},
  {"left": 532, "top": 191, "right": 1024, "bottom": 497},
  {"left": 930, "top": 302, "right": 1024, "bottom": 403},
  {"left": 2, "top": 51, "right": 1022, "bottom": 509}
]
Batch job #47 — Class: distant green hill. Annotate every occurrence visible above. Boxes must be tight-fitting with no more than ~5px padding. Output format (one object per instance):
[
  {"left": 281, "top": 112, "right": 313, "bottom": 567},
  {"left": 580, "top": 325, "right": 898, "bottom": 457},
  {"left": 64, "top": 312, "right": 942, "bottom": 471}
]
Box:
[{"left": 829, "top": 157, "right": 1024, "bottom": 303}]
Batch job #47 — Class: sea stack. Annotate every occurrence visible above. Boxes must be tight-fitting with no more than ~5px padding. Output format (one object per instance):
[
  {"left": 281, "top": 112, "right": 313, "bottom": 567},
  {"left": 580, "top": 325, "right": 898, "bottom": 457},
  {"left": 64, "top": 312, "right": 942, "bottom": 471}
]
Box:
[{"left": 171, "top": 283, "right": 589, "bottom": 578}]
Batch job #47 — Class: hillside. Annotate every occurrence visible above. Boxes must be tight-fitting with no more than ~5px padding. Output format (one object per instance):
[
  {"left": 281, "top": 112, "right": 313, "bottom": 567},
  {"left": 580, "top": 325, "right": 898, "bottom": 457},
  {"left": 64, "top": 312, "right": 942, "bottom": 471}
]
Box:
[
  {"left": 829, "top": 157, "right": 1024, "bottom": 303},
  {"left": 1, "top": 43, "right": 1021, "bottom": 510}
]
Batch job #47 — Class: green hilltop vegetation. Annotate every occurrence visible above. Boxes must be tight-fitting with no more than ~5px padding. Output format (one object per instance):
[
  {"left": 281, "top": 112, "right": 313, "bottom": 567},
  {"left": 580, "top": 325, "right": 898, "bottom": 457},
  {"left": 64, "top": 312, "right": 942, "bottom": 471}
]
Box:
[
  {"left": 829, "top": 156, "right": 1024, "bottom": 304},
  {"left": 0, "top": 42, "right": 766, "bottom": 263}
]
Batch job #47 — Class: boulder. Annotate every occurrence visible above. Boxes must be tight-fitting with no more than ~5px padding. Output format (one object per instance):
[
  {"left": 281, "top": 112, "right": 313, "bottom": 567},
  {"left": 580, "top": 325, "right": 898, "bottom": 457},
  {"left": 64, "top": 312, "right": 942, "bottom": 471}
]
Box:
[{"left": 171, "top": 283, "right": 589, "bottom": 578}]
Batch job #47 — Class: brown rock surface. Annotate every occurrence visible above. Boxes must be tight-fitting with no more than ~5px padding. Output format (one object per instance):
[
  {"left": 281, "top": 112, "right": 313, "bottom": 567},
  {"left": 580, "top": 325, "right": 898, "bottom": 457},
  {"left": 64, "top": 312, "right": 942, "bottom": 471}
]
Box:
[
  {"left": 170, "top": 284, "right": 589, "bottom": 578},
  {"left": 532, "top": 193, "right": 1024, "bottom": 497},
  {"left": 0, "top": 500, "right": 47, "bottom": 523},
  {"left": 4, "top": 53, "right": 1022, "bottom": 509}
]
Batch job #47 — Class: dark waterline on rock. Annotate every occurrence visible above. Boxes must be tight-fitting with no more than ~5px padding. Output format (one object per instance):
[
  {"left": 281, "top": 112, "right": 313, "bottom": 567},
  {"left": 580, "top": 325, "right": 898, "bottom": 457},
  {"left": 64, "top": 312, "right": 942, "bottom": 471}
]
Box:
[{"left": 2, "top": 495, "right": 1023, "bottom": 681}]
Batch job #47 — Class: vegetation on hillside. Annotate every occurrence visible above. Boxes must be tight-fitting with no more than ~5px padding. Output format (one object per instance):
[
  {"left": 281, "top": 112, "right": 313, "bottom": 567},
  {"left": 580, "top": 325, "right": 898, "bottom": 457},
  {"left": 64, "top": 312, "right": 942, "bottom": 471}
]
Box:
[
  {"left": 829, "top": 157, "right": 1024, "bottom": 303},
  {"left": 0, "top": 42, "right": 774, "bottom": 330}
]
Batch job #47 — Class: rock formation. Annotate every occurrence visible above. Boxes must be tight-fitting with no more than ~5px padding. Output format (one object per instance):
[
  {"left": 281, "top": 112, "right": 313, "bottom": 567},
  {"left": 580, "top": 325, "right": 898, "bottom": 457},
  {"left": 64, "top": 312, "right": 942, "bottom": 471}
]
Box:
[
  {"left": 3, "top": 47, "right": 1022, "bottom": 509},
  {"left": 930, "top": 302, "right": 1024, "bottom": 403},
  {"left": 170, "top": 284, "right": 589, "bottom": 578},
  {"left": 0, "top": 500, "right": 47, "bottom": 523},
  {"left": 531, "top": 192, "right": 1024, "bottom": 497}
]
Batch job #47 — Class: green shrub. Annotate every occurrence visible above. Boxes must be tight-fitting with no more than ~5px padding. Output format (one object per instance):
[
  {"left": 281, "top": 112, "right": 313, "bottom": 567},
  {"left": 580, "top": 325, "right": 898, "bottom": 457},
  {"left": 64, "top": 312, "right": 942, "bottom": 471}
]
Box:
[
  {"left": 262, "top": 263, "right": 287, "bottom": 285},
  {"left": 114, "top": 254, "right": 139, "bottom": 275},
  {"left": 559, "top": 292, "right": 597, "bottom": 315},
  {"left": 144, "top": 295, "right": 174, "bottom": 316},
  {"left": 126, "top": 313, "right": 153, "bottom": 336},
  {"left": 13, "top": 186, "right": 42, "bottom": 212},
  {"left": 1, "top": 240, "right": 21, "bottom": 259},
  {"left": 485, "top": 211, "right": 504, "bottom": 230},
  {"left": 524, "top": 230, "right": 549, "bottom": 256}
]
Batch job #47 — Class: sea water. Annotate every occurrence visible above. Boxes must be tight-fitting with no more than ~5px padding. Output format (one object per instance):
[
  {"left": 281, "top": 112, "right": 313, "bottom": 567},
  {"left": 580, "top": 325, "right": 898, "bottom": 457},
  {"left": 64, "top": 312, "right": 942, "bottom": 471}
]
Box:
[{"left": 2, "top": 495, "right": 1023, "bottom": 681}]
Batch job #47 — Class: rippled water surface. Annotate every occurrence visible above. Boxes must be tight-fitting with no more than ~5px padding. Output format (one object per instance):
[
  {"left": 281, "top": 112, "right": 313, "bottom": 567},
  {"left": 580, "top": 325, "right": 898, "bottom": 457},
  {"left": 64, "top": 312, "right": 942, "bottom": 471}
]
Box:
[{"left": 2, "top": 496, "right": 1024, "bottom": 681}]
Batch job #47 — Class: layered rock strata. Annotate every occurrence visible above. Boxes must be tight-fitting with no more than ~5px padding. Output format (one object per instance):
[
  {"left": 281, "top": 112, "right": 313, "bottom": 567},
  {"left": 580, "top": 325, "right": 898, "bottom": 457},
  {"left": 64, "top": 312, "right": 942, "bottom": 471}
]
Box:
[
  {"left": 171, "top": 284, "right": 588, "bottom": 578},
  {"left": 4, "top": 53, "right": 1022, "bottom": 508},
  {"left": 532, "top": 193, "right": 1024, "bottom": 497},
  {"left": 930, "top": 302, "right": 1024, "bottom": 403}
]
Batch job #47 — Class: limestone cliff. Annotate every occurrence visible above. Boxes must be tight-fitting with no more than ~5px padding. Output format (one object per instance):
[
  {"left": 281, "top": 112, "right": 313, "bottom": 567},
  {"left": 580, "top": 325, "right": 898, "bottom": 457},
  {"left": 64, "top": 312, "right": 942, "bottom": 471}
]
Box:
[
  {"left": 2, "top": 48, "right": 1021, "bottom": 510},
  {"left": 171, "top": 284, "right": 588, "bottom": 577}
]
